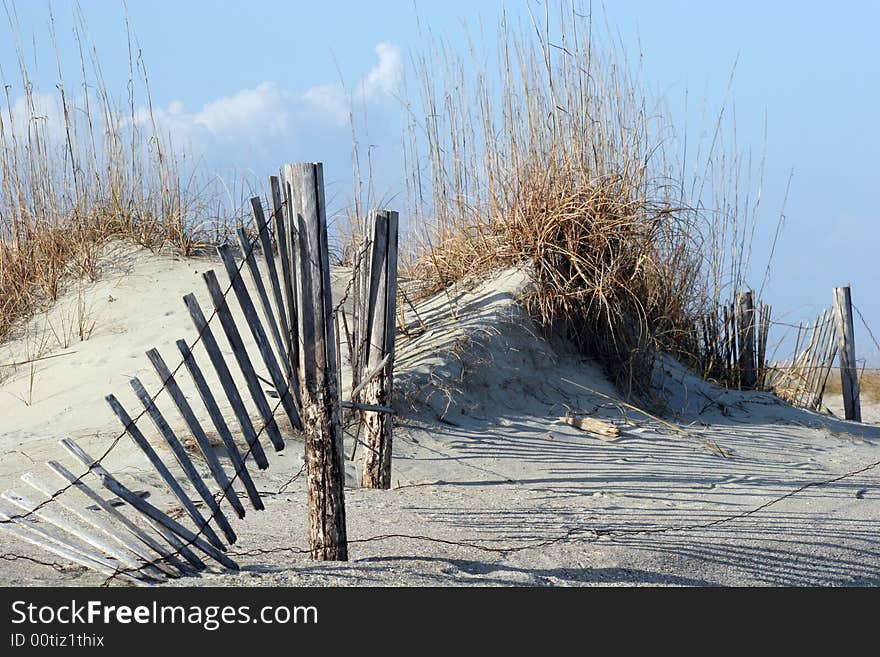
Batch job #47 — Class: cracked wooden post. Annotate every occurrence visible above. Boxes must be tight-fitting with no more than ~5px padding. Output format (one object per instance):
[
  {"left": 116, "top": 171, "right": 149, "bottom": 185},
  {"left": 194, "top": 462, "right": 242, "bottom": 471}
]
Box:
[
  {"left": 360, "top": 210, "right": 399, "bottom": 489},
  {"left": 833, "top": 285, "right": 861, "bottom": 422},
  {"left": 285, "top": 162, "right": 348, "bottom": 560},
  {"left": 737, "top": 290, "right": 756, "bottom": 390}
]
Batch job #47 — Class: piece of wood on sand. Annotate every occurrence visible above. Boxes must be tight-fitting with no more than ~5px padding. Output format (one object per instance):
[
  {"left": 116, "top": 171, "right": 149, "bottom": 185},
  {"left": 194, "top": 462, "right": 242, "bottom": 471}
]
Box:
[{"left": 559, "top": 416, "right": 621, "bottom": 441}]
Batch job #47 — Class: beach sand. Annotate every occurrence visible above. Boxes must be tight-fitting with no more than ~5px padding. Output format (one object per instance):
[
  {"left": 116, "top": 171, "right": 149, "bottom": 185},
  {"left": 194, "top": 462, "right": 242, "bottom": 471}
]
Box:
[{"left": 1, "top": 243, "right": 878, "bottom": 586}]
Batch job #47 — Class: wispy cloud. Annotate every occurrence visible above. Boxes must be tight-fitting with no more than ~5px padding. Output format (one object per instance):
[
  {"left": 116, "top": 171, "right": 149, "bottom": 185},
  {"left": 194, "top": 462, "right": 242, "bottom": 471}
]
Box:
[
  {"left": 301, "top": 42, "right": 403, "bottom": 124},
  {"left": 2, "top": 41, "right": 403, "bottom": 175},
  {"left": 147, "top": 41, "right": 403, "bottom": 146}
]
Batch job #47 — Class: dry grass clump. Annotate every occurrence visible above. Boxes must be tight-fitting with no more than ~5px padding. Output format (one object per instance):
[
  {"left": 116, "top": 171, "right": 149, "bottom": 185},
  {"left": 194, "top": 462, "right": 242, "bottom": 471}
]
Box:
[
  {"left": 825, "top": 369, "right": 880, "bottom": 403},
  {"left": 399, "top": 4, "right": 757, "bottom": 397},
  {"left": 0, "top": 8, "right": 213, "bottom": 345}
]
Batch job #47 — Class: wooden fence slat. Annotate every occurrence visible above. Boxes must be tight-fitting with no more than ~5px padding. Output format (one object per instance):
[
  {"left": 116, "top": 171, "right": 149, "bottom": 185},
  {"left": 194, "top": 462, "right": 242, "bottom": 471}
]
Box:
[
  {"left": 202, "top": 270, "right": 286, "bottom": 452},
  {"left": 0, "top": 509, "right": 147, "bottom": 585},
  {"left": 253, "top": 195, "right": 291, "bottom": 358},
  {"left": 1, "top": 490, "right": 145, "bottom": 576},
  {"left": 127, "top": 378, "right": 237, "bottom": 546},
  {"left": 217, "top": 245, "right": 303, "bottom": 431},
  {"left": 45, "top": 460, "right": 195, "bottom": 575},
  {"left": 182, "top": 294, "right": 270, "bottom": 470},
  {"left": 360, "top": 210, "right": 399, "bottom": 489},
  {"left": 275, "top": 176, "right": 299, "bottom": 370},
  {"left": 236, "top": 227, "right": 290, "bottom": 377},
  {"left": 105, "top": 392, "right": 228, "bottom": 551},
  {"left": 3, "top": 487, "right": 157, "bottom": 580},
  {"left": 21, "top": 472, "right": 175, "bottom": 579},
  {"left": 833, "top": 285, "right": 861, "bottom": 422},
  {"left": 737, "top": 291, "right": 757, "bottom": 390},
  {"left": 60, "top": 438, "right": 238, "bottom": 571},
  {"left": 286, "top": 161, "right": 348, "bottom": 561},
  {"left": 176, "top": 339, "right": 264, "bottom": 511},
  {"left": 146, "top": 348, "right": 246, "bottom": 519}
]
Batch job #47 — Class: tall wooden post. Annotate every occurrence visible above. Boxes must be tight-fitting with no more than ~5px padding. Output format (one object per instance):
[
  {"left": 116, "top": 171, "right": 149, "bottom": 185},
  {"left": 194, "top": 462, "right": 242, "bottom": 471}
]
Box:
[
  {"left": 285, "top": 162, "right": 348, "bottom": 560},
  {"left": 833, "top": 285, "right": 861, "bottom": 422},
  {"left": 360, "top": 210, "right": 399, "bottom": 489},
  {"left": 737, "top": 290, "right": 756, "bottom": 390}
]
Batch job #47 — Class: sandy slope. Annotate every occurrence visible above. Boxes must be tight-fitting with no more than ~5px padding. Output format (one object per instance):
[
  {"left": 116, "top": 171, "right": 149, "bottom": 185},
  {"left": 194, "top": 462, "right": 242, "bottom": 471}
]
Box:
[{"left": 1, "top": 244, "right": 878, "bottom": 586}]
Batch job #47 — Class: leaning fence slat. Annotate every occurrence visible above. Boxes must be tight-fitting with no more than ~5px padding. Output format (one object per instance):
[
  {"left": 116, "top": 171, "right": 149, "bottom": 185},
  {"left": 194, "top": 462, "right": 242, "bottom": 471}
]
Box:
[
  {"left": 182, "top": 294, "right": 270, "bottom": 469},
  {"left": 105, "top": 392, "right": 228, "bottom": 551},
  {"left": 147, "top": 349, "right": 245, "bottom": 518},
  {"left": 276, "top": 176, "right": 299, "bottom": 369},
  {"left": 45, "top": 460, "right": 194, "bottom": 575},
  {"left": 236, "top": 227, "right": 289, "bottom": 377},
  {"left": 60, "top": 438, "right": 238, "bottom": 571},
  {"left": 21, "top": 472, "right": 174, "bottom": 579},
  {"left": 253, "top": 195, "right": 291, "bottom": 357},
  {"left": 146, "top": 348, "right": 246, "bottom": 519},
  {"left": 127, "top": 378, "right": 237, "bottom": 545},
  {"left": 217, "top": 245, "right": 302, "bottom": 431},
  {"left": 0, "top": 509, "right": 146, "bottom": 585},
  {"left": 803, "top": 311, "right": 830, "bottom": 409},
  {"left": 2, "top": 488, "right": 158, "bottom": 580},
  {"left": 203, "top": 270, "right": 286, "bottom": 451},
  {"left": 176, "top": 339, "right": 264, "bottom": 511}
]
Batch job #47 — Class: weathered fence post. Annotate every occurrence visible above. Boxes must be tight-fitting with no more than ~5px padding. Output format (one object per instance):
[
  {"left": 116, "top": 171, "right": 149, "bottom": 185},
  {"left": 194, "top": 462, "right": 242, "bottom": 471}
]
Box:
[
  {"left": 285, "top": 162, "right": 348, "bottom": 560},
  {"left": 358, "top": 210, "right": 399, "bottom": 489},
  {"left": 833, "top": 285, "right": 861, "bottom": 422},
  {"left": 737, "top": 290, "right": 757, "bottom": 390}
]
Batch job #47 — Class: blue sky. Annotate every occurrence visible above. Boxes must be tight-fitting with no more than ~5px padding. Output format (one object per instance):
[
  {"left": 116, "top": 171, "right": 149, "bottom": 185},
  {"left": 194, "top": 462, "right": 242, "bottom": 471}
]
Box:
[{"left": 2, "top": 1, "right": 878, "bottom": 366}]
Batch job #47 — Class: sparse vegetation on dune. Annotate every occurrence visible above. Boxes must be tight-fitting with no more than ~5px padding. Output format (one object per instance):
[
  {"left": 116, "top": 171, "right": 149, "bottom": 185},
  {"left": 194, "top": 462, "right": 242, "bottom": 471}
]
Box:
[
  {"left": 0, "top": 8, "right": 219, "bottom": 346},
  {"left": 398, "top": 4, "right": 773, "bottom": 399},
  {"left": 825, "top": 369, "right": 880, "bottom": 403},
  {"left": 3, "top": 2, "right": 783, "bottom": 406}
]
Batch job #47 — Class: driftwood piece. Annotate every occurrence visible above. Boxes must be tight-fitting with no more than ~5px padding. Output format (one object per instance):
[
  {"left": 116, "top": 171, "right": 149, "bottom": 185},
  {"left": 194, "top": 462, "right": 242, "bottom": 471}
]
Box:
[{"left": 559, "top": 416, "right": 621, "bottom": 440}]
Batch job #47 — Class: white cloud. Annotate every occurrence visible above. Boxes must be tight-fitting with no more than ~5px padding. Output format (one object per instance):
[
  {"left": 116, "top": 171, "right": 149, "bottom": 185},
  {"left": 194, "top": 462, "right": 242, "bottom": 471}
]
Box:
[
  {"left": 360, "top": 42, "right": 403, "bottom": 99},
  {"left": 3, "top": 92, "right": 67, "bottom": 142},
  {"left": 302, "top": 42, "right": 404, "bottom": 125},
  {"left": 2, "top": 42, "right": 403, "bottom": 164},
  {"left": 301, "top": 82, "right": 350, "bottom": 124}
]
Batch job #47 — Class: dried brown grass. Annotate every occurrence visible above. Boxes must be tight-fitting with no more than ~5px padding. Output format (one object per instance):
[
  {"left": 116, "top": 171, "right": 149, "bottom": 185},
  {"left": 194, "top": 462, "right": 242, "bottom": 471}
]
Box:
[
  {"left": 396, "top": 4, "right": 769, "bottom": 398},
  {"left": 0, "top": 6, "right": 216, "bottom": 345},
  {"left": 825, "top": 369, "right": 880, "bottom": 404}
]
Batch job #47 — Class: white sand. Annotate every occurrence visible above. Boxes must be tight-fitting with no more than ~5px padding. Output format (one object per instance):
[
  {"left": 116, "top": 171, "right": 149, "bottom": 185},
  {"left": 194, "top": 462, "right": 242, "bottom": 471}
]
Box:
[{"left": 1, "top": 244, "right": 878, "bottom": 586}]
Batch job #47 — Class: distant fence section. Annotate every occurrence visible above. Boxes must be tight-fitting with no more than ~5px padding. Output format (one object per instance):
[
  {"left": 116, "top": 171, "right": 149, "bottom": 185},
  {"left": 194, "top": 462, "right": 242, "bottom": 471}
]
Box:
[
  {"left": 766, "top": 308, "right": 838, "bottom": 411},
  {"left": 696, "top": 290, "right": 771, "bottom": 391}
]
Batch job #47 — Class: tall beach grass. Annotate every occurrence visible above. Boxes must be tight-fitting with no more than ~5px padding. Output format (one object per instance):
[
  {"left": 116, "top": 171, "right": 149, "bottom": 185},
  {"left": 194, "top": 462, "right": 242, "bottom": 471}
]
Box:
[{"left": 397, "top": 4, "right": 777, "bottom": 398}]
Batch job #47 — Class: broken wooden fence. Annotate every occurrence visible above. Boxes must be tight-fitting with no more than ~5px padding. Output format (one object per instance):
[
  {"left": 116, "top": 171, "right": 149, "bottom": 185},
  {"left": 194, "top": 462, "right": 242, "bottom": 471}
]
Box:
[
  {"left": 765, "top": 308, "right": 838, "bottom": 410},
  {"left": 696, "top": 291, "right": 771, "bottom": 391},
  {"left": 0, "top": 162, "right": 400, "bottom": 583}
]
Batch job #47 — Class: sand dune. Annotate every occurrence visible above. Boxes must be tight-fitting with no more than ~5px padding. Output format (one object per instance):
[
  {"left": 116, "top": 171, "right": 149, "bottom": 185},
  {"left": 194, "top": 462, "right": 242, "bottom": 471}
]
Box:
[{"left": 1, "top": 244, "right": 878, "bottom": 586}]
